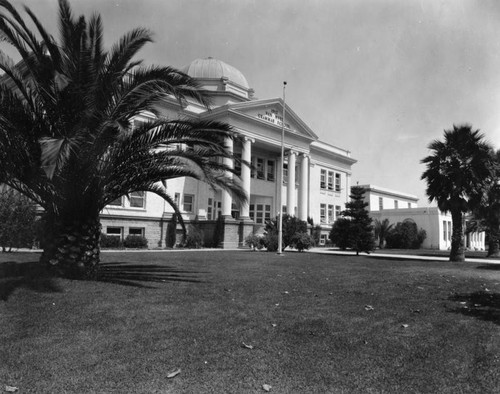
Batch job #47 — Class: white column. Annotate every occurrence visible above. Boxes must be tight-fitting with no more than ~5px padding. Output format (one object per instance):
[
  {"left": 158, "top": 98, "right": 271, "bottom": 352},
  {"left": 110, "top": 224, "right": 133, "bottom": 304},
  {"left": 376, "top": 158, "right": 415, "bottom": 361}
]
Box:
[
  {"left": 221, "top": 137, "right": 233, "bottom": 218},
  {"left": 240, "top": 137, "right": 252, "bottom": 219},
  {"left": 299, "top": 154, "right": 309, "bottom": 221},
  {"left": 287, "top": 151, "right": 296, "bottom": 216}
]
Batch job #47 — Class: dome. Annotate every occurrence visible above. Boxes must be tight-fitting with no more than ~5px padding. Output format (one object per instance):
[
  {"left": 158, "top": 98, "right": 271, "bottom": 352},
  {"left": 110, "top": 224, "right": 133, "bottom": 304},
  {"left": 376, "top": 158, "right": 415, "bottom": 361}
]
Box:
[{"left": 181, "top": 57, "right": 250, "bottom": 89}]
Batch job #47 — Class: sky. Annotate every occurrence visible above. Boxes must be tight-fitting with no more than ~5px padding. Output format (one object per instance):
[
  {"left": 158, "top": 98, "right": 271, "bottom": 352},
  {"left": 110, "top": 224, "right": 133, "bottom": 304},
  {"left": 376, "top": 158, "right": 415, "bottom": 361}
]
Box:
[{"left": 6, "top": 0, "right": 500, "bottom": 205}]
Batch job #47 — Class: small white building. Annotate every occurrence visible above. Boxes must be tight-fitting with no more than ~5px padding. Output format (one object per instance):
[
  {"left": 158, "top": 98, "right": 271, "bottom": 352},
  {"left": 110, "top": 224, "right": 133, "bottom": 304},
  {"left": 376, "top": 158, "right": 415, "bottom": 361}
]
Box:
[{"left": 358, "top": 184, "right": 485, "bottom": 250}]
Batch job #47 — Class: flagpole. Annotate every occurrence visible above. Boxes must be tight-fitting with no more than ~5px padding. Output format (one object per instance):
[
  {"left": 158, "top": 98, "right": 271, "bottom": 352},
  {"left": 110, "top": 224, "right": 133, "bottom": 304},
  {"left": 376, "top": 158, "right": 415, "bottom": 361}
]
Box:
[{"left": 277, "top": 81, "right": 286, "bottom": 255}]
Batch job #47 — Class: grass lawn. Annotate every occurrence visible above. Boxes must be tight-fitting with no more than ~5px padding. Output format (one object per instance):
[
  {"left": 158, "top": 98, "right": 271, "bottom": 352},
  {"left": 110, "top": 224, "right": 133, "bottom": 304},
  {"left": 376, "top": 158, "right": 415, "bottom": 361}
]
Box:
[{"left": 1, "top": 250, "right": 500, "bottom": 393}]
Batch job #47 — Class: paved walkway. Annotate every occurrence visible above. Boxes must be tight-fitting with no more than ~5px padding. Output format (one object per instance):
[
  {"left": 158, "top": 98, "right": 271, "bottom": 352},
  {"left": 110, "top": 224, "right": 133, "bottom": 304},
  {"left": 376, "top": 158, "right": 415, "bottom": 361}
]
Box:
[{"left": 307, "top": 247, "right": 500, "bottom": 264}]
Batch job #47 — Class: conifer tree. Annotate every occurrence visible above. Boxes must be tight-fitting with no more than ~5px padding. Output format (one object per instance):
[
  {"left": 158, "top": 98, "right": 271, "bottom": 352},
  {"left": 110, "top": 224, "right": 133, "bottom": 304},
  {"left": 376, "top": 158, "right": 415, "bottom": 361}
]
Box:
[{"left": 331, "top": 186, "right": 374, "bottom": 255}]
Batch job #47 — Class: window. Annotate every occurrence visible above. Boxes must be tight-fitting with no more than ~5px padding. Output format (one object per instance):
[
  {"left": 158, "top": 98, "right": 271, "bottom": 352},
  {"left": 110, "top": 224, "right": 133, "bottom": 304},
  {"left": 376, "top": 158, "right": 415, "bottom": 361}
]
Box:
[
  {"left": 183, "top": 195, "right": 194, "bottom": 213},
  {"left": 256, "top": 158, "right": 264, "bottom": 179},
  {"left": 129, "top": 227, "right": 144, "bottom": 236},
  {"left": 320, "top": 204, "right": 326, "bottom": 223},
  {"left": 408, "top": 202, "right": 411, "bottom": 208},
  {"left": 251, "top": 156, "right": 256, "bottom": 178},
  {"left": 320, "top": 234, "right": 327, "bottom": 246},
  {"left": 250, "top": 203, "right": 271, "bottom": 224},
  {"left": 328, "top": 204, "right": 334, "bottom": 223},
  {"left": 231, "top": 202, "right": 240, "bottom": 220},
  {"left": 443, "top": 220, "right": 447, "bottom": 241},
  {"left": 335, "top": 173, "right": 341, "bottom": 192},
  {"left": 448, "top": 221, "right": 451, "bottom": 241},
  {"left": 283, "top": 163, "right": 288, "bottom": 183},
  {"left": 207, "top": 198, "right": 213, "bottom": 220},
  {"left": 327, "top": 171, "right": 334, "bottom": 191},
  {"left": 267, "top": 160, "right": 275, "bottom": 181},
  {"left": 106, "top": 227, "right": 123, "bottom": 239},
  {"left": 130, "top": 191, "right": 145, "bottom": 208},
  {"left": 282, "top": 205, "right": 287, "bottom": 214},
  {"left": 335, "top": 205, "right": 341, "bottom": 220},
  {"left": 379, "top": 197, "right": 383, "bottom": 211},
  {"left": 394, "top": 200, "right": 398, "bottom": 209},
  {"left": 234, "top": 153, "right": 242, "bottom": 176},
  {"left": 108, "top": 196, "right": 123, "bottom": 207},
  {"left": 320, "top": 169, "right": 326, "bottom": 189}
]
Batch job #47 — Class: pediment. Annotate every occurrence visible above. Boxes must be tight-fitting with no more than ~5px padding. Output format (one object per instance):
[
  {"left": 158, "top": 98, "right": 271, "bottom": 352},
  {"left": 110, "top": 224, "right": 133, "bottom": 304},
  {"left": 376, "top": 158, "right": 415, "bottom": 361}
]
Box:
[{"left": 226, "top": 98, "right": 318, "bottom": 141}]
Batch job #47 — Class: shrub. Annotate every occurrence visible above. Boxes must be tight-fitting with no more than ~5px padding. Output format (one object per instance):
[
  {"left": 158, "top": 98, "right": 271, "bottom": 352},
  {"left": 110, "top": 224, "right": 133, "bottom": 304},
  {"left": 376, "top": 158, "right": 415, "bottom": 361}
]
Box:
[
  {"left": 245, "top": 234, "right": 264, "bottom": 250},
  {"left": 262, "top": 232, "right": 279, "bottom": 252},
  {"left": 123, "top": 235, "right": 148, "bottom": 249},
  {"left": 311, "top": 225, "right": 322, "bottom": 246},
  {"left": 0, "top": 188, "right": 37, "bottom": 251},
  {"left": 385, "top": 221, "right": 426, "bottom": 249},
  {"left": 265, "top": 214, "right": 308, "bottom": 251},
  {"left": 100, "top": 233, "right": 122, "bottom": 249},
  {"left": 186, "top": 223, "right": 204, "bottom": 249},
  {"left": 329, "top": 218, "right": 352, "bottom": 249},
  {"left": 166, "top": 214, "right": 177, "bottom": 248},
  {"left": 291, "top": 232, "right": 313, "bottom": 252}
]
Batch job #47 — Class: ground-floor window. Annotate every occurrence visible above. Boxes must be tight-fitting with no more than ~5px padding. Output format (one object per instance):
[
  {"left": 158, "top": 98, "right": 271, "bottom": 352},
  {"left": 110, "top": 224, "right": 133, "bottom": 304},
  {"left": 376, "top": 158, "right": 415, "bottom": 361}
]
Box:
[
  {"left": 250, "top": 203, "right": 271, "bottom": 224},
  {"left": 106, "top": 226, "right": 123, "bottom": 239},
  {"left": 320, "top": 234, "right": 327, "bottom": 245},
  {"left": 231, "top": 202, "right": 240, "bottom": 220},
  {"left": 129, "top": 227, "right": 144, "bottom": 237}
]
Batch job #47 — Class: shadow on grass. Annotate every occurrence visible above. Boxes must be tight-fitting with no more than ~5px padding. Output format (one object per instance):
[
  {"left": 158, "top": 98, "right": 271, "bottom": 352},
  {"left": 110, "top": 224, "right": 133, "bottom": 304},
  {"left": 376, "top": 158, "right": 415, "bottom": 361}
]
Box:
[
  {"left": 97, "top": 262, "right": 206, "bottom": 288},
  {"left": 447, "top": 291, "right": 500, "bottom": 325},
  {"left": 476, "top": 264, "right": 500, "bottom": 271},
  {"left": 0, "top": 261, "right": 63, "bottom": 301}
]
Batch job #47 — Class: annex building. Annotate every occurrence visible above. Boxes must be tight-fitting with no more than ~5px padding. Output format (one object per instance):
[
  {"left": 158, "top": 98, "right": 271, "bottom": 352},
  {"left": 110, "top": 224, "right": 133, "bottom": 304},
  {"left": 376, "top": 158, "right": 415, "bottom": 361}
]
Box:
[
  {"left": 100, "top": 57, "right": 357, "bottom": 248},
  {"left": 359, "top": 184, "right": 485, "bottom": 251}
]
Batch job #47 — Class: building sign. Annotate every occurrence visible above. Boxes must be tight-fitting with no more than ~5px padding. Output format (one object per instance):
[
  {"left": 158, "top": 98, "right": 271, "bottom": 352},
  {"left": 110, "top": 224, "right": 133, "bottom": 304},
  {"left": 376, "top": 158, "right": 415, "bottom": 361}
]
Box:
[{"left": 257, "top": 109, "right": 291, "bottom": 129}]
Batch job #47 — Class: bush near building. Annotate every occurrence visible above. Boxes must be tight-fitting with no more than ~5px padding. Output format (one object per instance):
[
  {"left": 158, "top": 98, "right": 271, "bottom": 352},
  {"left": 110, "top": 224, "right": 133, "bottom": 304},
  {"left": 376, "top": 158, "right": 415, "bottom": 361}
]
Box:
[
  {"left": 264, "top": 214, "right": 308, "bottom": 252},
  {"left": 100, "top": 234, "right": 123, "bottom": 249},
  {"left": 123, "top": 235, "right": 148, "bottom": 249},
  {"left": 0, "top": 187, "right": 37, "bottom": 252},
  {"left": 385, "top": 221, "right": 427, "bottom": 249}
]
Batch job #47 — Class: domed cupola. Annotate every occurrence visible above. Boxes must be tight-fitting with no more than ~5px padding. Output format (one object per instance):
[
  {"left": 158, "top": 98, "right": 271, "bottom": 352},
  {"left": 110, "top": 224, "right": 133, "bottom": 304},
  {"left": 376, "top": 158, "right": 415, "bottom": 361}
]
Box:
[{"left": 181, "top": 57, "right": 254, "bottom": 104}]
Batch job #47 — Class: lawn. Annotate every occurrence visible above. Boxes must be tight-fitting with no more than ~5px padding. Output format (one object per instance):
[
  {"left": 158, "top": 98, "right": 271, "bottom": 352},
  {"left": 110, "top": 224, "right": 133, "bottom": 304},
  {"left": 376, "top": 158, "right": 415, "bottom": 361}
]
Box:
[{"left": 1, "top": 250, "right": 500, "bottom": 393}]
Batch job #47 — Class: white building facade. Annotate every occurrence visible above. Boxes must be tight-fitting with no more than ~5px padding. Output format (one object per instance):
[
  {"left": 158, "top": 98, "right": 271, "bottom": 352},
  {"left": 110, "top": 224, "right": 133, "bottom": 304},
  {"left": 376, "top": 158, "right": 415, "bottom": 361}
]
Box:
[
  {"left": 100, "top": 58, "right": 356, "bottom": 248},
  {"left": 360, "top": 184, "right": 485, "bottom": 250}
]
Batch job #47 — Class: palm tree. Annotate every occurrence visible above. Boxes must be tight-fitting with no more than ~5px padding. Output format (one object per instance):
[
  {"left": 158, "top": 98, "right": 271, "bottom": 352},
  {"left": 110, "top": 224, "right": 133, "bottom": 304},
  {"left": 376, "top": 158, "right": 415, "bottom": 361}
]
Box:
[
  {"left": 374, "top": 218, "right": 393, "bottom": 249},
  {"left": 0, "top": 0, "right": 246, "bottom": 278},
  {"left": 421, "top": 124, "right": 494, "bottom": 262},
  {"left": 468, "top": 150, "right": 500, "bottom": 257}
]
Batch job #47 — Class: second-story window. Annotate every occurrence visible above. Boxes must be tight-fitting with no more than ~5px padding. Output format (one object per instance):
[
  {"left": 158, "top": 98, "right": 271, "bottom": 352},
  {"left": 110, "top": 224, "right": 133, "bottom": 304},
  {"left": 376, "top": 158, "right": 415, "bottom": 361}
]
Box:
[
  {"left": 335, "top": 173, "right": 341, "bottom": 192},
  {"left": 320, "top": 169, "right": 326, "bottom": 189},
  {"left": 256, "top": 158, "right": 265, "bottom": 179},
  {"left": 130, "top": 191, "right": 145, "bottom": 208},
  {"left": 183, "top": 195, "right": 194, "bottom": 213},
  {"left": 327, "top": 171, "right": 334, "bottom": 191},
  {"left": 267, "top": 160, "right": 275, "bottom": 181}
]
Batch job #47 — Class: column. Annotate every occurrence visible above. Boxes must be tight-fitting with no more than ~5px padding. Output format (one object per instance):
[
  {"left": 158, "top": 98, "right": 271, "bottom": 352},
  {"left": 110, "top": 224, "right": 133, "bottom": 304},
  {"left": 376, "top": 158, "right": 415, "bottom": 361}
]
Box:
[
  {"left": 298, "top": 154, "right": 309, "bottom": 221},
  {"left": 240, "top": 137, "right": 252, "bottom": 219},
  {"left": 221, "top": 137, "right": 233, "bottom": 218},
  {"left": 287, "top": 151, "right": 296, "bottom": 216}
]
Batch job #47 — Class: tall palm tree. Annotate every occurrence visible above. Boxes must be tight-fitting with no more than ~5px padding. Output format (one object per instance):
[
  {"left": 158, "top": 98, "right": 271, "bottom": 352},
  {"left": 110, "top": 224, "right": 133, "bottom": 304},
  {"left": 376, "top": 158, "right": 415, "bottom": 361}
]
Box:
[
  {"left": 421, "top": 124, "right": 494, "bottom": 262},
  {"left": 468, "top": 150, "right": 500, "bottom": 257},
  {"left": 0, "top": 0, "right": 246, "bottom": 278}
]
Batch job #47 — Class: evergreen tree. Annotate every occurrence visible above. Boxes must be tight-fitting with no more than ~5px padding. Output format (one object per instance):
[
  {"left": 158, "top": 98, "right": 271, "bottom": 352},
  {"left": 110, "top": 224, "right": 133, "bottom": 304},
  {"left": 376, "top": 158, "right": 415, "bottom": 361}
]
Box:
[{"left": 331, "top": 186, "right": 375, "bottom": 255}]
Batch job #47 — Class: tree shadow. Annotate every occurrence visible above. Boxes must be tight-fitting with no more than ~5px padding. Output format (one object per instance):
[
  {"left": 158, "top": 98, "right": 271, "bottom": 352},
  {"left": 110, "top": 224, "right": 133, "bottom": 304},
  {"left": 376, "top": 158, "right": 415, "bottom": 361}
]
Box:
[
  {"left": 476, "top": 264, "right": 500, "bottom": 271},
  {"left": 447, "top": 291, "right": 500, "bottom": 325},
  {"left": 0, "top": 261, "right": 63, "bottom": 301},
  {"left": 96, "top": 262, "right": 207, "bottom": 288}
]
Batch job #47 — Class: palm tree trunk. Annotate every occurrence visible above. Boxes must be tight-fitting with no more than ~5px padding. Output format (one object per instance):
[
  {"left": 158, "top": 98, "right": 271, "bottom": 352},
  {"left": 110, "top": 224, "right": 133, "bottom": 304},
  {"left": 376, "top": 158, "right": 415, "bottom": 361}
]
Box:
[
  {"left": 450, "top": 210, "right": 465, "bottom": 262},
  {"left": 39, "top": 214, "right": 101, "bottom": 279}
]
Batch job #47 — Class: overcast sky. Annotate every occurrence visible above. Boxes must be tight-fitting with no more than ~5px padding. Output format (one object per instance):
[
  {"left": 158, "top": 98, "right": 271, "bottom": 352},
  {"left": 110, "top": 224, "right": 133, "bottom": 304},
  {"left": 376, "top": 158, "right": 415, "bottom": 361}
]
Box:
[{"left": 7, "top": 0, "right": 500, "bottom": 204}]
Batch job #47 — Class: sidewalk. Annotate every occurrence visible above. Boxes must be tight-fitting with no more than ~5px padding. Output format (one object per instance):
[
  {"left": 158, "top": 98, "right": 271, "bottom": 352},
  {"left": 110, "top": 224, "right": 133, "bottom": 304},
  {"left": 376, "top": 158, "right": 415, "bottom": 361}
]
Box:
[{"left": 307, "top": 247, "right": 500, "bottom": 264}]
